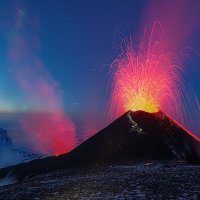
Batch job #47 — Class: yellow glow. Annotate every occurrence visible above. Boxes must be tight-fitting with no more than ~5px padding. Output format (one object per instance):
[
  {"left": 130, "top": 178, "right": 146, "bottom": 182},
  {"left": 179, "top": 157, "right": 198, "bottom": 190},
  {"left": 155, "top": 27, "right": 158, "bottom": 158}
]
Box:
[{"left": 124, "top": 90, "right": 159, "bottom": 113}]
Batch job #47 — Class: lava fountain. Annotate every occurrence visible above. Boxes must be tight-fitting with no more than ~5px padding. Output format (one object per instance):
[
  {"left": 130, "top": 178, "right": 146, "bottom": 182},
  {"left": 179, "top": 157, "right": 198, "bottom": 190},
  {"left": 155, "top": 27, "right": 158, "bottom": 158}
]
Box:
[
  {"left": 108, "top": 22, "right": 200, "bottom": 143},
  {"left": 109, "top": 23, "right": 184, "bottom": 121}
]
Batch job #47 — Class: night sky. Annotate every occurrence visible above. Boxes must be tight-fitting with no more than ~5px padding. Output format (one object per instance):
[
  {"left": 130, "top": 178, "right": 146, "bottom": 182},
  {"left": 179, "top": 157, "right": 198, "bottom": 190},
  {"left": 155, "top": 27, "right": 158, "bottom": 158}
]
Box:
[{"left": 0, "top": 0, "right": 200, "bottom": 155}]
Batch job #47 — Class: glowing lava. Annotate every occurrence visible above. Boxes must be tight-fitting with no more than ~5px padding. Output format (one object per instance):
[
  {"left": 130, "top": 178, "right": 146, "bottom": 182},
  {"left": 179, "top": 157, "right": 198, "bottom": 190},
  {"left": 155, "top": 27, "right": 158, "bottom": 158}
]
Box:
[{"left": 109, "top": 23, "right": 183, "bottom": 120}]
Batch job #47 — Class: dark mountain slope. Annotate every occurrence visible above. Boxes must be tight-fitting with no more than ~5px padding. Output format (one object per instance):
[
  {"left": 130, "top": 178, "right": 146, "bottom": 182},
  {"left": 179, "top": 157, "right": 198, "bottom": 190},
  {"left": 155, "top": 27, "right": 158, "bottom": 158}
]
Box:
[{"left": 0, "top": 110, "right": 199, "bottom": 182}]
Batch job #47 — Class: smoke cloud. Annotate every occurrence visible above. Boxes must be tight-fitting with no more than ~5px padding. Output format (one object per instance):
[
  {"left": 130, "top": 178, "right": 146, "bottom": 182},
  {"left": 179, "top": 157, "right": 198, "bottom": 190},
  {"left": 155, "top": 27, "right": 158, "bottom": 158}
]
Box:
[{"left": 5, "top": 5, "right": 77, "bottom": 155}]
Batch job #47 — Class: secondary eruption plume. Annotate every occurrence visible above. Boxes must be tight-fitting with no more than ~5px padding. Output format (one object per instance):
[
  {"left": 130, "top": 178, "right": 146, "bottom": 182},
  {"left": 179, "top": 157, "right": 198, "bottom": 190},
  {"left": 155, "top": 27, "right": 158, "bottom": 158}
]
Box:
[
  {"left": 5, "top": 5, "right": 77, "bottom": 156},
  {"left": 109, "top": 23, "right": 200, "bottom": 144}
]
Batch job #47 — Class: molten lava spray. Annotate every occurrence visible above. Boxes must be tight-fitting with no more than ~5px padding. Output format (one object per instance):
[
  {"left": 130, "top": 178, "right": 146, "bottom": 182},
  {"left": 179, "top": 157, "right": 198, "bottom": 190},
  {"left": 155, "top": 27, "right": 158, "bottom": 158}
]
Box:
[{"left": 109, "top": 23, "right": 183, "bottom": 120}]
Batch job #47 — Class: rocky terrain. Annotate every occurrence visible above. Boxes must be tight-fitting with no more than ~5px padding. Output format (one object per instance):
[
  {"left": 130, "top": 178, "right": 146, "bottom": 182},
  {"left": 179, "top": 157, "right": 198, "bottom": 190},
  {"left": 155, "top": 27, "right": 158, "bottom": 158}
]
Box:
[{"left": 0, "top": 162, "right": 200, "bottom": 199}]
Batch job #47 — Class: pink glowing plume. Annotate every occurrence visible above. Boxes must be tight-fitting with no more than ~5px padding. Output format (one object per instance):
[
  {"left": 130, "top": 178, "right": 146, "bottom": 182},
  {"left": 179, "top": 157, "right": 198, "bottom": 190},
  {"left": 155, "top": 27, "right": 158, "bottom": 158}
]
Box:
[{"left": 7, "top": 7, "right": 77, "bottom": 155}]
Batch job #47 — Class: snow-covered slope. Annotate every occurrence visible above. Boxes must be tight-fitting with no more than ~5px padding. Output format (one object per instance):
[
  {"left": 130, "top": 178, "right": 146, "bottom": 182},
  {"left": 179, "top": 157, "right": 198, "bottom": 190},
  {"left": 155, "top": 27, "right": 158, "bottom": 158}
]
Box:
[{"left": 0, "top": 128, "right": 40, "bottom": 168}]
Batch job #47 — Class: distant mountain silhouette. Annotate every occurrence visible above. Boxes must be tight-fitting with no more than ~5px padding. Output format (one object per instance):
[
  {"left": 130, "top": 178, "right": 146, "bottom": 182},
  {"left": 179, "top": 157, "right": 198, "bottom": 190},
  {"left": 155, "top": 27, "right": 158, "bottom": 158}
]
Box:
[
  {"left": 0, "top": 128, "right": 12, "bottom": 145},
  {"left": 0, "top": 110, "right": 199, "bottom": 182},
  {"left": 0, "top": 127, "right": 40, "bottom": 168}
]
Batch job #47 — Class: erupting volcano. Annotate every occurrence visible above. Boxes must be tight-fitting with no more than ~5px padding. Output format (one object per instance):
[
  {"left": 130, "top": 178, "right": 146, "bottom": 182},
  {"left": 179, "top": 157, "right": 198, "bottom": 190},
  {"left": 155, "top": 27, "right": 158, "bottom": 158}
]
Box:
[
  {"left": 0, "top": 109, "right": 199, "bottom": 184},
  {"left": 1, "top": 1, "right": 200, "bottom": 198},
  {"left": 1, "top": 23, "right": 200, "bottom": 183}
]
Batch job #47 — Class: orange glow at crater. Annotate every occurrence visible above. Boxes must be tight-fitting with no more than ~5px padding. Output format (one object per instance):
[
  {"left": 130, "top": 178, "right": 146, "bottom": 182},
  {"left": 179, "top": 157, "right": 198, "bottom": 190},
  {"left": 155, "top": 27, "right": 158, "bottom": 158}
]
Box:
[{"left": 122, "top": 82, "right": 160, "bottom": 113}]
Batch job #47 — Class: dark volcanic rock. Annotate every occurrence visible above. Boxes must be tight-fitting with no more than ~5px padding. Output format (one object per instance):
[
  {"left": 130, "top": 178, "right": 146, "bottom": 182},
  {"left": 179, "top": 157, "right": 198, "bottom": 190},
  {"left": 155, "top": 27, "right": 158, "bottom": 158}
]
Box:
[
  {"left": 1, "top": 162, "right": 200, "bottom": 200},
  {"left": 0, "top": 110, "right": 199, "bottom": 182}
]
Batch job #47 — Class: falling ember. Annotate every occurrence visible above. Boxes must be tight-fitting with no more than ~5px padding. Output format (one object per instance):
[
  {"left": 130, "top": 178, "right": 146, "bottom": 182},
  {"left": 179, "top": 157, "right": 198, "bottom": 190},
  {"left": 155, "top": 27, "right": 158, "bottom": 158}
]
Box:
[{"left": 108, "top": 22, "right": 200, "bottom": 143}]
